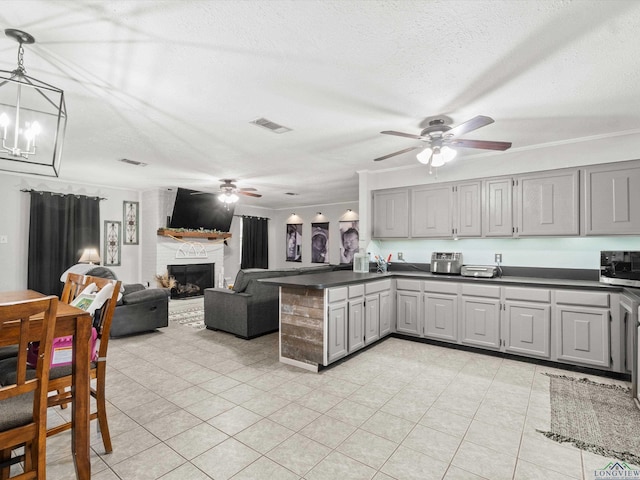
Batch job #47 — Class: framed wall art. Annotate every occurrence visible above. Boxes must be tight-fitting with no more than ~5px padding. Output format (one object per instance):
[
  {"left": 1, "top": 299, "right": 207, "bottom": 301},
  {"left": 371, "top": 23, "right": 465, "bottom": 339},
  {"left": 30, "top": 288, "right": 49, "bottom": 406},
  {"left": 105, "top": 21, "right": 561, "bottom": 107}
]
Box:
[
  {"left": 104, "top": 220, "right": 121, "bottom": 266},
  {"left": 311, "top": 222, "right": 329, "bottom": 263},
  {"left": 286, "top": 223, "right": 302, "bottom": 262},
  {"left": 339, "top": 220, "right": 359, "bottom": 264},
  {"left": 123, "top": 200, "right": 139, "bottom": 245}
]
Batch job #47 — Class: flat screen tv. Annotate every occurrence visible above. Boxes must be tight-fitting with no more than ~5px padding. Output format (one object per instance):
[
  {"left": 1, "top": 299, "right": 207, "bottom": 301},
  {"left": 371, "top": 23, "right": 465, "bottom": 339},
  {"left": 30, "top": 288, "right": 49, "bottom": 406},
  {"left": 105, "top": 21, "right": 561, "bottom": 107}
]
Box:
[{"left": 169, "top": 188, "right": 235, "bottom": 232}]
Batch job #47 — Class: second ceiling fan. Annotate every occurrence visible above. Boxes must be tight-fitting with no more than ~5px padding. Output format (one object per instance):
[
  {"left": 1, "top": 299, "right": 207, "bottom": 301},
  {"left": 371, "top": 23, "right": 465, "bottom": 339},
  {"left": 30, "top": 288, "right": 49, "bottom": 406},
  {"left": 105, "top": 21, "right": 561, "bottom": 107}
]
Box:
[{"left": 375, "top": 115, "right": 512, "bottom": 172}]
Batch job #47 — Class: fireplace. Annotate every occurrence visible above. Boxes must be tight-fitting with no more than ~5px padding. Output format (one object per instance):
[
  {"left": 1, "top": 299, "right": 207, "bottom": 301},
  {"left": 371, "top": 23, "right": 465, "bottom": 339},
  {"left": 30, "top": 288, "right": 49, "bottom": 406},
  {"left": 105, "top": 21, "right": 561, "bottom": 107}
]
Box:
[{"left": 167, "top": 263, "right": 215, "bottom": 299}]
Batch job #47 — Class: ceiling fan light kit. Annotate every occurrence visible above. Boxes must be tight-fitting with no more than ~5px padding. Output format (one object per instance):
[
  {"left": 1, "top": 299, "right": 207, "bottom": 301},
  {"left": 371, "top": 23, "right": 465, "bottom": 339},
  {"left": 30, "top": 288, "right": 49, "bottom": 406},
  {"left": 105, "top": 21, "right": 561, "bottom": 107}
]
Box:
[
  {"left": 0, "top": 29, "right": 67, "bottom": 177},
  {"left": 218, "top": 192, "right": 239, "bottom": 204},
  {"left": 376, "top": 115, "right": 511, "bottom": 174}
]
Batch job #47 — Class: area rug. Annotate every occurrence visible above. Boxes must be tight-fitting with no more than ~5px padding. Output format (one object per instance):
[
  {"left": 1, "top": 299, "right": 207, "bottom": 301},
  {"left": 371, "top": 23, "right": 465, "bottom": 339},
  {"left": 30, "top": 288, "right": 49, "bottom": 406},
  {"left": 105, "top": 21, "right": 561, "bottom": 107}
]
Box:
[
  {"left": 538, "top": 374, "right": 640, "bottom": 465},
  {"left": 168, "top": 299, "right": 206, "bottom": 329}
]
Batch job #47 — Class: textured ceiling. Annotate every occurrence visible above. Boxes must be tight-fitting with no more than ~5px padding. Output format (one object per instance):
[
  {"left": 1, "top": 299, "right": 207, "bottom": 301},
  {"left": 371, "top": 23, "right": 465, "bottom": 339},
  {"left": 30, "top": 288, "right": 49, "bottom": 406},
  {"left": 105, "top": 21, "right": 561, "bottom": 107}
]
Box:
[{"left": 2, "top": 0, "right": 640, "bottom": 208}]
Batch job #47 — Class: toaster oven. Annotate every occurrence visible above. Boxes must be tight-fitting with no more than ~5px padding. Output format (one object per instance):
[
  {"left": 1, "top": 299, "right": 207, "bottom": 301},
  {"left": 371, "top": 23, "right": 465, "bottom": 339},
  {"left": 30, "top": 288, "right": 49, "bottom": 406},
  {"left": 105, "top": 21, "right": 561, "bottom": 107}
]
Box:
[{"left": 430, "top": 252, "right": 463, "bottom": 275}]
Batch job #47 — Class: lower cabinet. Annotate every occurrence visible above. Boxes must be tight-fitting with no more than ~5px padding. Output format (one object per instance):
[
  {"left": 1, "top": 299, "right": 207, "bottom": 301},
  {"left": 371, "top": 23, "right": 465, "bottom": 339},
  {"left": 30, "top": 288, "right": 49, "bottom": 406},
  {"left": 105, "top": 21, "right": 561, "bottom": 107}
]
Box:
[
  {"left": 397, "top": 290, "right": 421, "bottom": 335},
  {"left": 424, "top": 293, "right": 457, "bottom": 342},
  {"left": 460, "top": 297, "right": 501, "bottom": 349},
  {"left": 555, "top": 305, "right": 610, "bottom": 368},
  {"left": 365, "top": 294, "right": 380, "bottom": 345},
  {"left": 503, "top": 287, "right": 551, "bottom": 359},
  {"left": 348, "top": 297, "right": 365, "bottom": 352},
  {"left": 554, "top": 290, "right": 611, "bottom": 369},
  {"left": 504, "top": 302, "right": 551, "bottom": 358},
  {"left": 327, "top": 301, "right": 348, "bottom": 363},
  {"left": 326, "top": 280, "right": 392, "bottom": 365},
  {"left": 379, "top": 291, "right": 392, "bottom": 337},
  {"left": 460, "top": 284, "right": 502, "bottom": 349},
  {"left": 324, "top": 279, "right": 619, "bottom": 372}
]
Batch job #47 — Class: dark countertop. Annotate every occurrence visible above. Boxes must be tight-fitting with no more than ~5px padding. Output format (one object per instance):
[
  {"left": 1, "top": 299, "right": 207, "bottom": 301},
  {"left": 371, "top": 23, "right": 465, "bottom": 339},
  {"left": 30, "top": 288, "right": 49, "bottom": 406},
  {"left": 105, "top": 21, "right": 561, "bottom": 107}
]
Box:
[{"left": 260, "top": 269, "right": 630, "bottom": 292}]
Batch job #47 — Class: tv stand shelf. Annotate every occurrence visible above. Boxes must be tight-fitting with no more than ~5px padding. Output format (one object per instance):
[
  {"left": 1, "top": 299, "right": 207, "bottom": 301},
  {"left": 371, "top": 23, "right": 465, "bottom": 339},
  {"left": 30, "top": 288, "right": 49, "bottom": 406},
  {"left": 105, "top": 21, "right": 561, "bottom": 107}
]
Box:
[{"left": 157, "top": 228, "right": 231, "bottom": 240}]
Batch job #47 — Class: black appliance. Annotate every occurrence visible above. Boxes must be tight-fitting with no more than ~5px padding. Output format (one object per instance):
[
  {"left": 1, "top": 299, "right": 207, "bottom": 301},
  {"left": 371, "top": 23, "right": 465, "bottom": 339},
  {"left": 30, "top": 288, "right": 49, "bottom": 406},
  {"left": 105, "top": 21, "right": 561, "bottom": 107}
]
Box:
[{"left": 600, "top": 251, "right": 640, "bottom": 288}]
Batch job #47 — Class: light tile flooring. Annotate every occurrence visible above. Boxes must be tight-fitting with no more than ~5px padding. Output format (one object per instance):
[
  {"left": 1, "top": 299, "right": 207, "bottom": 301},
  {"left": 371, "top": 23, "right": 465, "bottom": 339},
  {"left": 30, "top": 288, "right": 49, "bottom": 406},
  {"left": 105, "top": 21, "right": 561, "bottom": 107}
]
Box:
[{"left": 40, "top": 299, "right": 636, "bottom": 480}]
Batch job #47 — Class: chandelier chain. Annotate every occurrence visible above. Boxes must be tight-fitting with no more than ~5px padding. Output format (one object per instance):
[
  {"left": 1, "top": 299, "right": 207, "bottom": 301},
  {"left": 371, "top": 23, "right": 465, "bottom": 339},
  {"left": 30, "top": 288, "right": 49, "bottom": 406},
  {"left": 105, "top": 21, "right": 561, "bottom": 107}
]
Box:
[{"left": 16, "top": 43, "right": 26, "bottom": 74}]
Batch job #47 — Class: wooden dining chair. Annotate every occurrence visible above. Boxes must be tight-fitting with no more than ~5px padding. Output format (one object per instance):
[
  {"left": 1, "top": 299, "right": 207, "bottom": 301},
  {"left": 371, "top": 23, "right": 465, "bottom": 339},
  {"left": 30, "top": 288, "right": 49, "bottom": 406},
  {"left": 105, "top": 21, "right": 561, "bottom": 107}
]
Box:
[
  {"left": 0, "top": 295, "right": 58, "bottom": 480},
  {"left": 47, "top": 273, "right": 121, "bottom": 454}
]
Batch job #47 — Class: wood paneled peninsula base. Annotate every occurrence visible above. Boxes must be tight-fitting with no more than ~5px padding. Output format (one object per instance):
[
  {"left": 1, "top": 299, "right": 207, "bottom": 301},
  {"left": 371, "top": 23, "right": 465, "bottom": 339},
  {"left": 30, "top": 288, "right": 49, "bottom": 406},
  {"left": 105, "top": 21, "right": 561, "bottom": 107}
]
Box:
[{"left": 260, "top": 270, "right": 634, "bottom": 376}]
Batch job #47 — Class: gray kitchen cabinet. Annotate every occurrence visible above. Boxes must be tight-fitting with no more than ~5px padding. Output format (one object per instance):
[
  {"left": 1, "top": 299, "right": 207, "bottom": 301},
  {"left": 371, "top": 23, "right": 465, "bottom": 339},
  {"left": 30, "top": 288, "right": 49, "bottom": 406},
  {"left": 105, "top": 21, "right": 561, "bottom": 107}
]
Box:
[
  {"left": 347, "top": 284, "right": 365, "bottom": 353},
  {"left": 424, "top": 293, "right": 458, "bottom": 342},
  {"left": 365, "top": 294, "right": 380, "bottom": 345},
  {"left": 461, "top": 297, "right": 501, "bottom": 349},
  {"left": 379, "top": 290, "right": 392, "bottom": 337},
  {"left": 423, "top": 281, "right": 459, "bottom": 342},
  {"left": 554, "top": 290, "right": 611, "bottom": 368},
  {"left": 620, "top": 293, "right": 638, "bottom": 373},
  {"left": 503, "top": 287, "right": 551, "bottom": 359},
  {"left": 364, "top": 279, "right": 392, "bottom": 343},
  {"left": 460, "top": 284, "right": 501, "bottom": 349},
  {"left": 583, "top": 161, "right": 640, "bottom": 235},
  {"left": 515, "top": 169, "right": 580, "bottom": 236},
  {"left": 410, "top": 185, "right": 452, "bottom": 238},
  {"left": 454, "top": 181, "right": 482, "bottom": 237},
  {"left": 483, "top": 177, "right": 513, "bottom": 237},
  {"left": 372, "top": 189, "right": 409, "bottom": 238},
  {"left": 504, "top": 303, "right": 551, "bottom": 358},
  {"left": 348, "top": 297, "right": 365, "bottom": 352},
  {"left": 397, "top": 290, "right": 421, "bottom": 335},
  {"left": 327, "top": 300, "right": 348, "bottom": 363}
]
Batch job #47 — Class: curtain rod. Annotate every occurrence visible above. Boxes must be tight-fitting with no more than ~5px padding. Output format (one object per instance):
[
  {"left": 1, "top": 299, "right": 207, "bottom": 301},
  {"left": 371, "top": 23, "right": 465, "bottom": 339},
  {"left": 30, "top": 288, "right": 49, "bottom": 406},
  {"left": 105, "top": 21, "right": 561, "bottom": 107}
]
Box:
[
  {"left": 234, "top": 214, "right": 270, "bottom": 220},
  {"left": 20, "top": 189, "right": 107, "bottom": 200}
]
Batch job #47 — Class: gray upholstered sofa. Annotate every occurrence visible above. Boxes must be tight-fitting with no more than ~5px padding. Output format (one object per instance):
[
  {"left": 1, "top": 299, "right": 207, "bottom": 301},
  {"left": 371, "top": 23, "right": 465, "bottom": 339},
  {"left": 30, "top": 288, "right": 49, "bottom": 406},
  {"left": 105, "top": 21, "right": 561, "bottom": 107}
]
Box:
[
  {"left": 204, "top": 265, "right": 339, "bottom": 339},
  {"left": 79, "top": 267, "right": 170, "bottom": 337}
]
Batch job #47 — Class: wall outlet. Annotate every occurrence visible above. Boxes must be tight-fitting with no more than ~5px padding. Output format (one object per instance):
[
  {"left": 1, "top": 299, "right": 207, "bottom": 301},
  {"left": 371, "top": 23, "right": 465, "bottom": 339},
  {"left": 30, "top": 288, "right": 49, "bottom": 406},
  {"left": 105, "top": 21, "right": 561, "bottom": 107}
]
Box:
[
  {"left": 0, "top": 235, "right": 7, "bottom": 244},
  {"left": 397, "top": 252, "right": 404, "bottom": 260},
  {"left": 495, "top": 253, "right": 502, "bottom": 263}
]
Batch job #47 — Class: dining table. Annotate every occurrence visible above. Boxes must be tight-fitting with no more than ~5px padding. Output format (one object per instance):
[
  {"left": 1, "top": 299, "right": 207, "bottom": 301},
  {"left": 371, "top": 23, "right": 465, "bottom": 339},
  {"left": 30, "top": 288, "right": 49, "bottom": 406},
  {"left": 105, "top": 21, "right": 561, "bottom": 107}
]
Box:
[{"left": 0, "top": 289, "right": 92, "bottom": 480}]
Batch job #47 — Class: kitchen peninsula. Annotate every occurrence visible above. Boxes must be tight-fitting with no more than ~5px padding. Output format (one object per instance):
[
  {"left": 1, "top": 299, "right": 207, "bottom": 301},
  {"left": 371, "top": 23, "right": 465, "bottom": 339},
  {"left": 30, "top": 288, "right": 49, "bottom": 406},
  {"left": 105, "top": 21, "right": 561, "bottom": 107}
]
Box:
[{"left": 261, "top": 270, "right": 639, "bottom": 387}]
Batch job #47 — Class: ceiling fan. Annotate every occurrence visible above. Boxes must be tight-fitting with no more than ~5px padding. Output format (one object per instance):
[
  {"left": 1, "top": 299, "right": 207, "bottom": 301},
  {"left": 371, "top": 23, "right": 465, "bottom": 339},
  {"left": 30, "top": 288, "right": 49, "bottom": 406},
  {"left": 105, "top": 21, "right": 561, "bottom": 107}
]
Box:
[
  {"left": 375, "top": 115, "right": 512, "bottom": 172},
  {"left": 217, "top": 179, "right": 262, "bottom": 204},
  {"left": 191, "top": 179, "right": 262, "bottom": 203}
]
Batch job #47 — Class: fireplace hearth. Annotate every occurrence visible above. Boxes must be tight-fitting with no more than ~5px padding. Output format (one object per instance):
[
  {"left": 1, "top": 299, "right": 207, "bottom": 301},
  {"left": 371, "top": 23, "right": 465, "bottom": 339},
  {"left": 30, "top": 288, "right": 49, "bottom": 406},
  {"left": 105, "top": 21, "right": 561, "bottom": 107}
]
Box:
[{"left": 167, "top": 263, "right": 215, "bottom": 299}]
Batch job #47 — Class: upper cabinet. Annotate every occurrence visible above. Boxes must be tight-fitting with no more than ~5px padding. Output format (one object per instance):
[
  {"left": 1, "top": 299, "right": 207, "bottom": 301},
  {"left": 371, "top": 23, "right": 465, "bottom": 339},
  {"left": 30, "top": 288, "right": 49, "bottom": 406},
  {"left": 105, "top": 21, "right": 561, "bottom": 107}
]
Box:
[
  {"left": 515, "top": 169, "right": 580, "bottom": 236},
  {"left": 371, "top": 159, "right": 640, "bottom": 240},
  {"left": 483, "top": 177, "right": 513, "bottom": 237},
  {"left": 410, "top": 185, "right": 453, "bottom": 238},
  {"left": 372, "top": 189, "right": 409, "bottom": 238},
  {"left": 583, "top": 162, "right": 640, "bottom": 235},
  {"left": 454, "top": 181, "right": 482, "bottom": 237}
]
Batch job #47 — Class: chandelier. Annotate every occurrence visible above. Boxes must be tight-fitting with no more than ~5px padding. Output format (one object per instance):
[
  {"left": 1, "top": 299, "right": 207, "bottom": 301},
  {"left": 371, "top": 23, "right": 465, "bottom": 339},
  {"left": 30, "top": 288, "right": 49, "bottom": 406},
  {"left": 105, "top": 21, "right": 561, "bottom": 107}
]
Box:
[{"left": 0, "top": 29, "right": 67, "bottom": 177}]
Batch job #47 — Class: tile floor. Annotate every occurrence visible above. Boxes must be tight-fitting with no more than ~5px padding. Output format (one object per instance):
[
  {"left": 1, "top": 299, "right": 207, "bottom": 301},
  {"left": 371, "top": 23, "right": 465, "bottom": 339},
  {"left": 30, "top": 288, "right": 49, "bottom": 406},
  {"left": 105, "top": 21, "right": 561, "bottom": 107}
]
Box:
[{"left": 40, "top": 298, "right": 636, "bottom": 480}]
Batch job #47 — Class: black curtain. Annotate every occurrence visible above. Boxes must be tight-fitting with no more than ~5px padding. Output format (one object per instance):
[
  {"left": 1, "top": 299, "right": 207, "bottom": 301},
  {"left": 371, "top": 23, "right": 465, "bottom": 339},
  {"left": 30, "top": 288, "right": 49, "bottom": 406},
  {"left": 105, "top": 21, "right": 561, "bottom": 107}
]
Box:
[
  {"left": 28, "top": 192, "right": 101, "bottom": 296},
  {"left": 241, "top": 216, "right": 269, "bottom": 269}
]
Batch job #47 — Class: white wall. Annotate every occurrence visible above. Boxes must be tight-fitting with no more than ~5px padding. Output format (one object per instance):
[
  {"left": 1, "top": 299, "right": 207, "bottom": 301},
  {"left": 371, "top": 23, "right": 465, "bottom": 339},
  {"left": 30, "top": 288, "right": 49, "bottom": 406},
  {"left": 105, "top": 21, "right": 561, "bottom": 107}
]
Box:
[
  {"left": 359, "top": 136, "right": 640, "bottom": 270},
  {"left": 0, "top": 171, "right": 142, "bottom": 290},
  {"left": 270, "top": 201, "right": 360, "bottom": 269}
]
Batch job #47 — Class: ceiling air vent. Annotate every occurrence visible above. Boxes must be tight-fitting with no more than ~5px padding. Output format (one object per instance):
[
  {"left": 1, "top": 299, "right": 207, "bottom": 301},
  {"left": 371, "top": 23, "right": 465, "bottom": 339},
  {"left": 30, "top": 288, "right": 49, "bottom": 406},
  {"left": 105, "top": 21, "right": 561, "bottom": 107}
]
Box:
[
  {"left": 250, "top": 117, "right": 292, "bottom": 134},
  {"left": 118, "top": 158, "right": 148, "bottom": 167}
]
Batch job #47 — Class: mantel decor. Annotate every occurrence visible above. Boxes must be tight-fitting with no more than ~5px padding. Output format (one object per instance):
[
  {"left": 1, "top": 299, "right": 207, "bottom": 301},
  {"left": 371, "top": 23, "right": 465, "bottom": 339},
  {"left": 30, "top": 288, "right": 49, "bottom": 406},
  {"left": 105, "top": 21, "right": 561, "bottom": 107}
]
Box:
[{"left": 157, "top": 228, "right": 231, "bottom": 240}]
